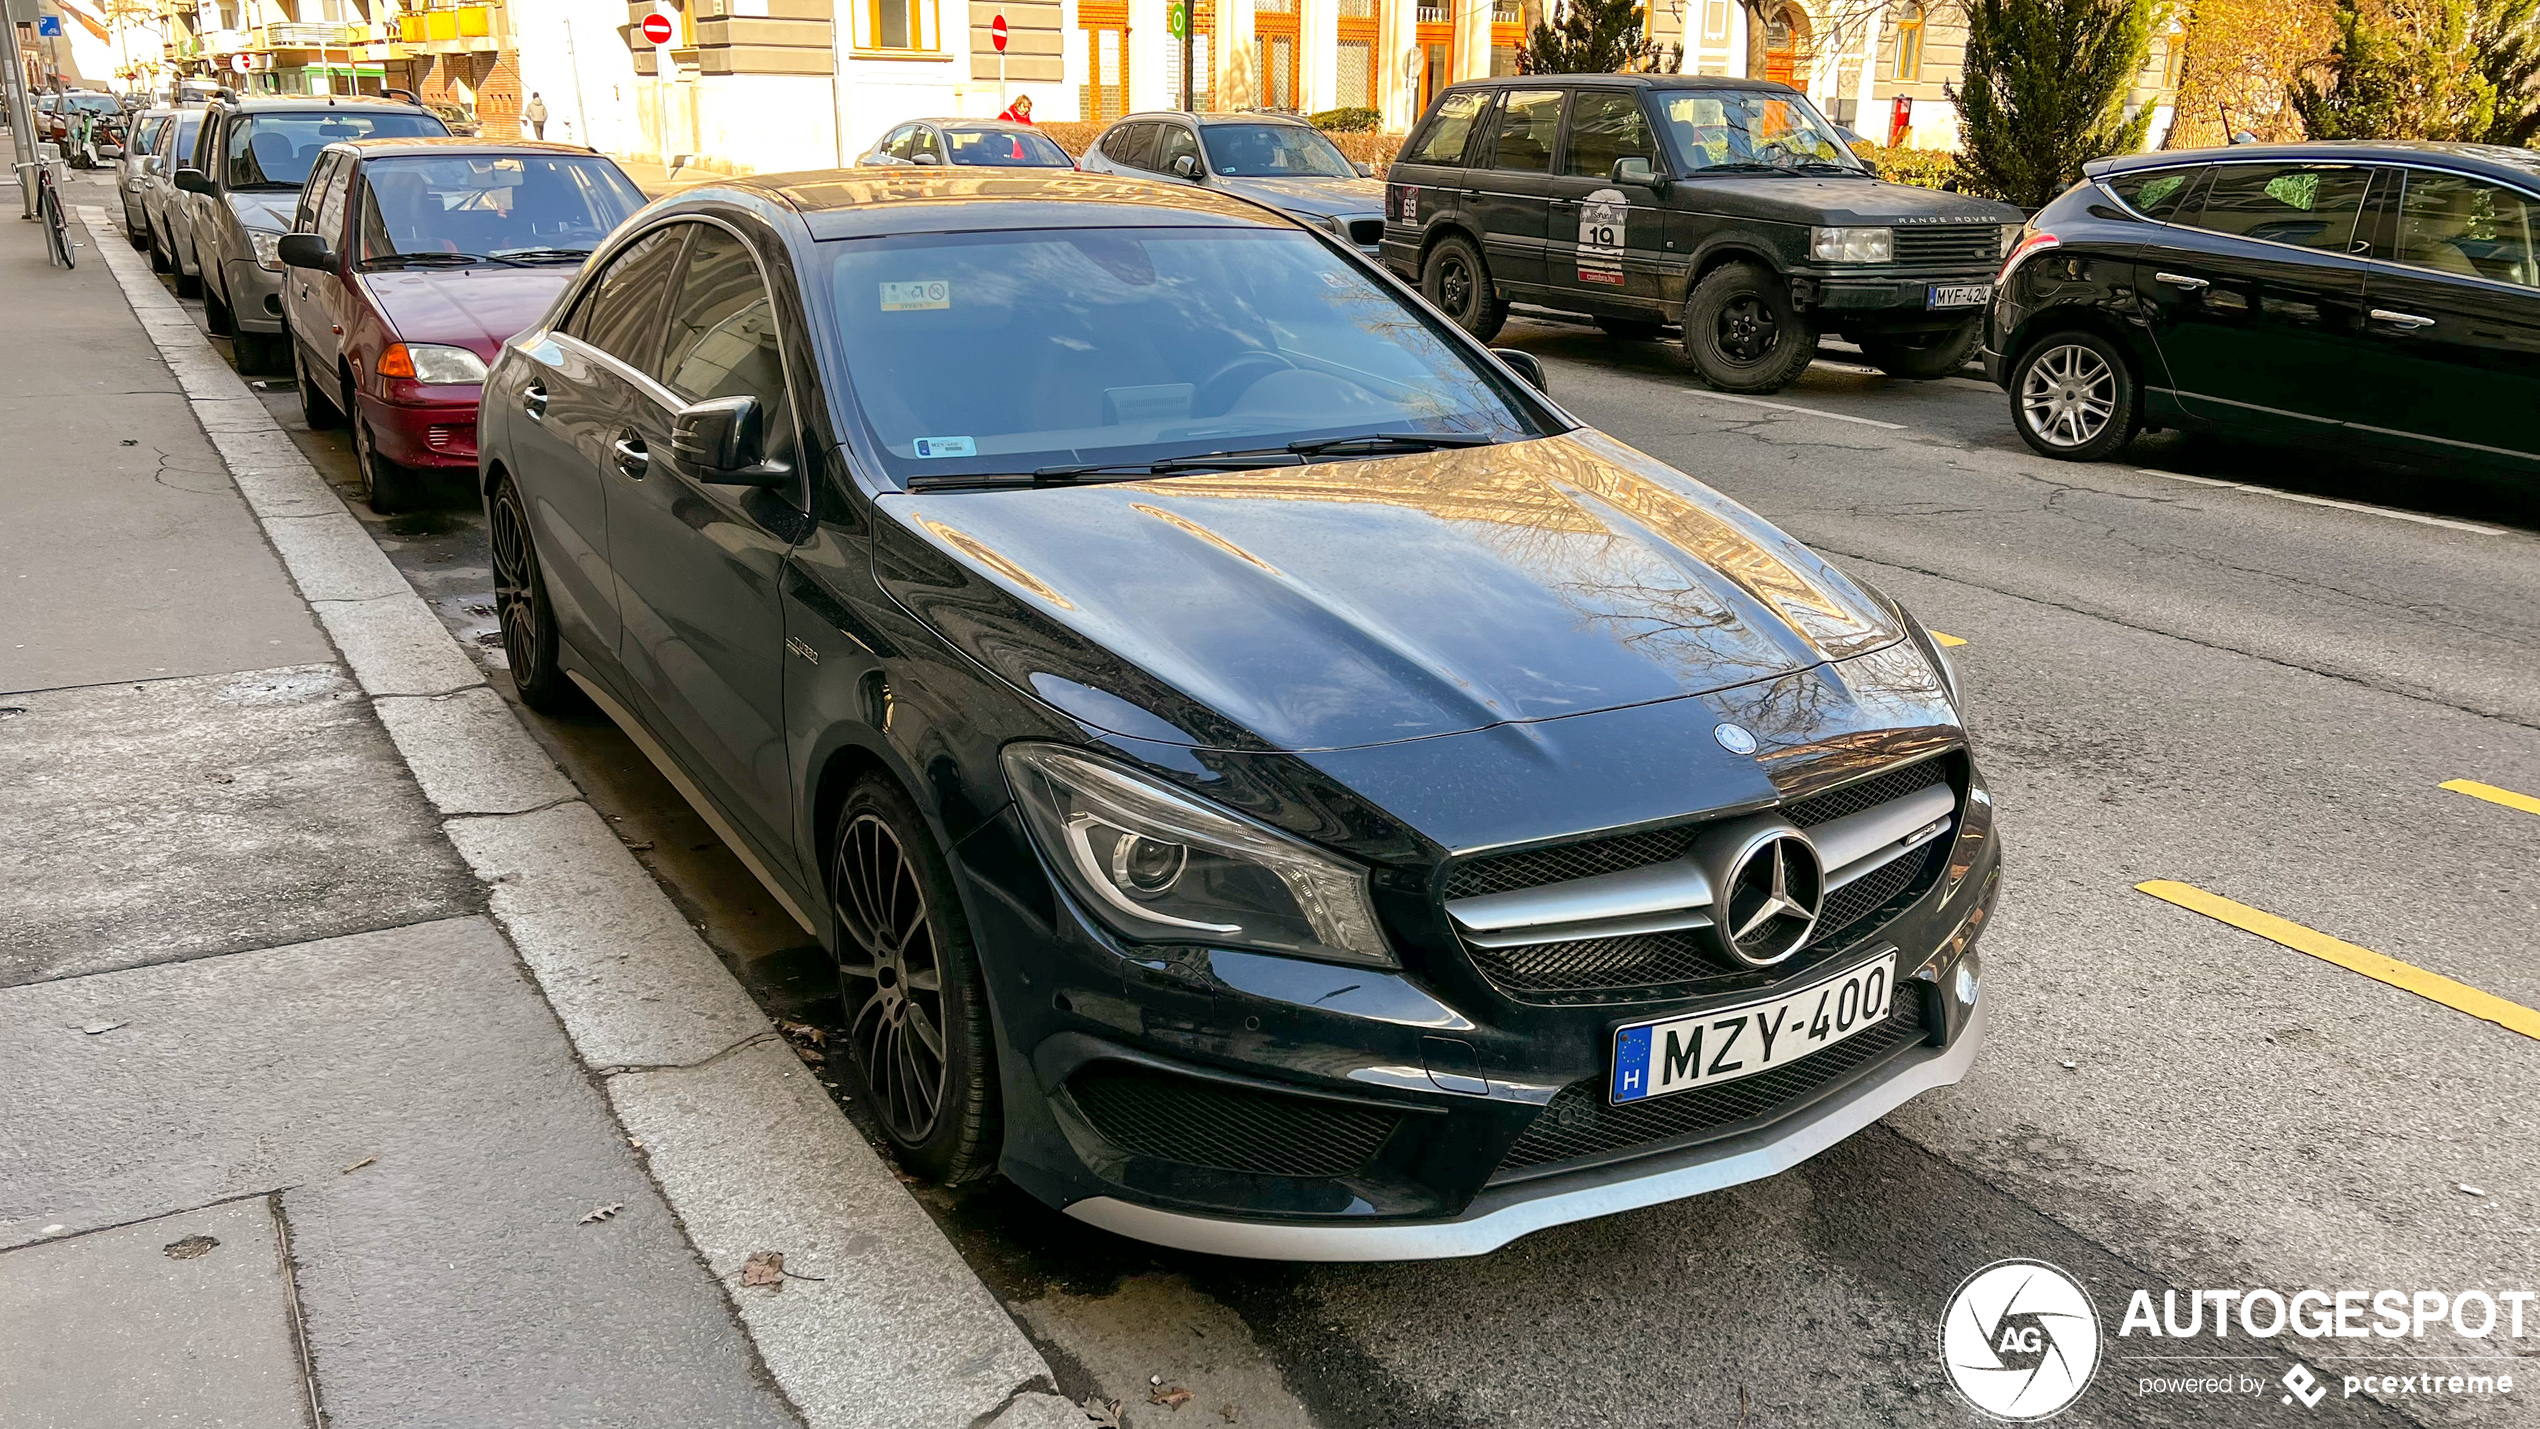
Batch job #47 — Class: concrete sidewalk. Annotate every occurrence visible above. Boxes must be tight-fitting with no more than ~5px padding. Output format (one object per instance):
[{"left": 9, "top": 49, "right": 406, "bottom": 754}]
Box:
[{"left": 0, "top": 176, "right": 1077, "bottom": 1429}]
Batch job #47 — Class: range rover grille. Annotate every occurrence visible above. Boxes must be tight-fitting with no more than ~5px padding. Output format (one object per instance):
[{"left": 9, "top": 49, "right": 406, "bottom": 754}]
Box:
[
  {"left": 1490, "top": 980, "right": 1928, "bottom": 1178},
  {"left": 1066, "top": 1062, "right": 1402, "bottom": 1178},
  {"left": 1892, "top": 225, "right": 2003, "bottom": 266}
]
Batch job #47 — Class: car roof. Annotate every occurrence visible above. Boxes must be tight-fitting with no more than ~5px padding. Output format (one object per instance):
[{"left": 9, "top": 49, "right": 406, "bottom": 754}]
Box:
[
  {"left": 216, "top": 93, "right": 433, "bottom": 114},
  {"left": 1107, "top": 110, "right": 1319, "bottom": 128},
  {"left": 1441, "top": 73, "right": 1800, "bottom": 94},
  {"left": 337, "top": 136, "right": 615, "bottom": 160},
  {"left": 910, "top": 118, "right": 1043, "bottom": 132},
  {"left": 2089, "top": 139, "right": 2540, "bottom": 185},
  {"left": 701, "top": 169, "right": 1302, "bottom": 239}
]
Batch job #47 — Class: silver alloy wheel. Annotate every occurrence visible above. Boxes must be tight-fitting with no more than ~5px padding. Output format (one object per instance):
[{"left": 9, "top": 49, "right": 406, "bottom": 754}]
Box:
[
  {"left": 834, "top": 812, "right": 949, "bottom": 1144},
  {"left": 2019, "top": 342, "right": 2117, "bottom": 448}
]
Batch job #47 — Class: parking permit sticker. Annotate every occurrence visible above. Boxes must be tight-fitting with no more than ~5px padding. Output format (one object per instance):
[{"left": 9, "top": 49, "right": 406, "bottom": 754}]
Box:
[
  {"left": 881, "top": 280, "right": 952, "bottom": 311},
  {"left": 912, "top": 436, "right": 976, "bottom": 458},
  {"left": 1577, "top": 188, "right": 1627, "bottom": 286}
]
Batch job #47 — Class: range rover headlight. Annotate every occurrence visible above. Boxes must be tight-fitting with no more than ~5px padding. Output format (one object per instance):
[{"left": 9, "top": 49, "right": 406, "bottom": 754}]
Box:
[
  {"left": 1809, "top": 225, "right": 1893, "bottom": 263},
  {"left": 1003, "top": 744, "right": 1394, "bottom": 968}
]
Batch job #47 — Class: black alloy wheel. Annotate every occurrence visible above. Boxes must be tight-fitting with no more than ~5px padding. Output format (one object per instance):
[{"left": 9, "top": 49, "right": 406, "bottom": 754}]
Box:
[
  {"left": 1858, "top": 320, "right": 1981, "bottom": 380},
  {"left": 1421, "top": 234, "right": 1508, "bottom": 343},
  {"left": 2009, "top": 330, "right": 2138, "bottom": 462},
  {"left": 292, "top": 339, "right": 340, "bottom": 430},
  {"left": 488, "top": 477, "right": 582, "bottom": 712},
  {"left": 831, "top": 774, "right": 1000, "bottom": 1184},
  {"left": 1683, "top": 261, "right": 1817, "bottom": 394},
  {"left": 352, "top": 407, "right": 413, "bottom": 514}
]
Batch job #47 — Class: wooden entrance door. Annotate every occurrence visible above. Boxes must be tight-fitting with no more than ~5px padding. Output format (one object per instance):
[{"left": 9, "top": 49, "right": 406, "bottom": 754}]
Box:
[{"left": 1082, "top": 0, "right": 1129, "bottom": 121}]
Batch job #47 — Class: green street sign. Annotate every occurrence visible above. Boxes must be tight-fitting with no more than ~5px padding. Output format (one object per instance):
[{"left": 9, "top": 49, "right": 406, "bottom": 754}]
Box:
[{"left": 1167, "top": 3, "right": 1187, "bottom": 36}]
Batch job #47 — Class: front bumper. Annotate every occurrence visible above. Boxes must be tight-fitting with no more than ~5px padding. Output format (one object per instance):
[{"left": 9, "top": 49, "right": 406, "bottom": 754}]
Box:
[
  {"left": 359, "top": 389, "right": 483, "bottom": 469},
  {"left": 1794, "top": 267, "right": 1999, "bottom": 330},
  {"left": 225, "top": 258, "right": 286, "bottom": 334}
]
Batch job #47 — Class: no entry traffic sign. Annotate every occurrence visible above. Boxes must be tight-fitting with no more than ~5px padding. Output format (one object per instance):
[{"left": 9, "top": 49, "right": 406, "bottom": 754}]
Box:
[
  {"left": 640, "top": 12, "right": 675, "bottom": 44},
  {"left": 990, "top": 13, "right": 1008, "bottom": 50}
]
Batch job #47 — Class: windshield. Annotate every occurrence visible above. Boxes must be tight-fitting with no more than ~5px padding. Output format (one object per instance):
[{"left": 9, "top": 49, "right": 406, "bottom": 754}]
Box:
[
  {"left": 1200, "top": 123, "right": 1356, "bottom": 179},
  {"left": 225, "top": 111, "right": 447, "bottom": 188},
  {"left": 358, "top": 153, "right": 644, "bottom": 264},
  {"left": 830, "top": 227, "right": 1542, "bottom": 483},
  {"left": 1654, "top": 90, "right": 1865, "bottom": 175},
  {"left": 63, "top": 94, "right": 121, "bottom": 115},
  {"left": 944, "top": 127, "right": 1073, "bottom": 167}
]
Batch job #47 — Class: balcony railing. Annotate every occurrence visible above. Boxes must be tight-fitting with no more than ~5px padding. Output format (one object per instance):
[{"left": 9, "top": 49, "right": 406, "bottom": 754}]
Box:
[
  {"left": 201, "top": 26, "right": 251, "bottom": 53},
  {"left": 1415, "top": 4, "right": 1446, "bottom": 20},
  {"left": 257, "top": 22, "right": 353, "bottom": 47}
]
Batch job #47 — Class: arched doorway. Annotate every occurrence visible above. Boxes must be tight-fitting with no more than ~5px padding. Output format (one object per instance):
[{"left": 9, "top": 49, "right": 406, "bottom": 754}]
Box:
[{"left": 1760, "top": 2, "right": 1809, "bottom": 86}]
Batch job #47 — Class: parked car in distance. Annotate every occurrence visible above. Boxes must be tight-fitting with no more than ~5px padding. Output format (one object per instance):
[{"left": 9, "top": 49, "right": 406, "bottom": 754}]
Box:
[
  {"left": 141, "top": 106, "right": 208, "bottom": 286},
  {"left": 174, "top": 92, "right": 448, "bottom": 373},
  {"left": 278, "top": 139, "right": 646, "bottom": 511},
  {"left": 1385, "top": 76, "right": 2023, "bottom": 391},
  {"left": 425, "top": 100, "right": 481, "bottom": 137},
  {"left": 477, "top": 169, "right": 1998, "bottom": 1260},
  {"left": 1989, "top": 141, "right": 2540, "bottom": 472},
  {"left": 50, "top": 90, "right": 126, "bottom": 164},
  {"left": 857, "top": 118, "right": 1073, "bottom": 169},
  {"left": 1077, "top": 110, "right": 1386, "bottom": 261},
  {"left": 118, "top": 108, "right": 174, "bottom": 246}
]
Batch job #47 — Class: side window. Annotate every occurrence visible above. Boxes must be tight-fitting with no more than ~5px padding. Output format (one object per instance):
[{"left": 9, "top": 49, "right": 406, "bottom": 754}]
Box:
[
  {"left": 909, "top": 126, "right": 942, "bottom": 164},
  {"left": 1155, "top": 123, "right": 1201, "bottom": 175},
  {"left": 659, "top": 227, "right": 792, "bottom": 448},
  {"left": 2180, "top": 163, "right": 2371, "bottom": 253},
  {"left": 1562, "top": 91, "right": 1656, "bottom": 179},
  {"left": 1403, "top": 90, "right": 1490, "bottom": 167},
  {"left": 192, "top": 111, "right": 221, "bottom": 173},
  {"left": 294, "top": 153, "right": 337, "bottom": 231},
  {"left": 1102, "top": 122, "right": 1158, "bottom": 171},
  {"left": 2393, "top": 170, "right": 2539, "bottom": 287},
  {"left": 2103, "top": 165, "right": 2199, "bottom": 222},
  {"left": 1487, "top": 89, "right": 1565, "bottom": 173},
  {"left": 878, "top": 125, "right": 914, "bottom": 159},
  {"left": 564, "top": 225, "right": 687, "bottom": 374},
  {"left": 316, "top": 157, "right": 353, "bottom": 245}
]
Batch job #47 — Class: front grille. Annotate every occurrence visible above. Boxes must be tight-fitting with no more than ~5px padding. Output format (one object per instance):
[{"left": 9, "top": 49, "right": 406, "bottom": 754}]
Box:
[
  {"left": 1816, "top": 838, "right": 1943, "bottom": 949},
  {"left": 1892, "top": 225, "right": 2002, "bottom": 266},
  {"left": 1469, "top": 929, "right": 1716, "bottom": 994},
  {"left": 1783, "top": 758, "right": 1947, "bottom": 829},
  {"left": 1446, "top": 824, "right": 1699, "bottom": 901},
  {"left": 1066, "top": 1062, "right": 1402, "bottom": 1178},
  {"left": 1491, "top": 980, "right": 1927, "bottom": 1179},
  {"left": 1347, "top": 218, "right": 1384, "bottom": 246}
]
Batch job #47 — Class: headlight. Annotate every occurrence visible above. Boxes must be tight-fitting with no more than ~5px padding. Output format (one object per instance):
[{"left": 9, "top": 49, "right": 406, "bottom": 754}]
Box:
[
  {"left": 1809, "top": 225, "right": 1892, "bottom": 263},
  {"left": 380, "top": 342, "right": 489, "bottom": 384},
  {"left": 248, "top": 229, "right": 285, "bottom": 270},
  {"left": 1002, "top": 744, "right": 1394, "bottom": 968}
]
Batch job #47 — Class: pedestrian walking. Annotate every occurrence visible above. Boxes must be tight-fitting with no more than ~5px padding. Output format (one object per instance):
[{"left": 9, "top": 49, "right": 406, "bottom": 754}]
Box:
[
  {"left": 998, "top": 94, "right": 1033, "bottom": 124},
  {"left": 525, "top": 92, "right": 548, "bottom": 141}
]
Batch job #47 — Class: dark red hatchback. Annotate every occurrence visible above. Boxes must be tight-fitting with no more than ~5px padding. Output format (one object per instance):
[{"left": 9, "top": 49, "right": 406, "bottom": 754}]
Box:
[{"left": 278, "top": 138, "right": 646, "bottom": 510}]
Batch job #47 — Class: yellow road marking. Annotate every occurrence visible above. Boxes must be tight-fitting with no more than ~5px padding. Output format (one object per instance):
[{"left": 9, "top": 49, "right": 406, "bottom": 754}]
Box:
[
  {"left": 2137, "top": 881, "right": 2540, "bottom": 1042},
  {"left": 2442, "top": 779, "right": 2540, "bottom": 818},
  {"left": 1929, "top": 631, "right": 1968, "bottom": 647}
]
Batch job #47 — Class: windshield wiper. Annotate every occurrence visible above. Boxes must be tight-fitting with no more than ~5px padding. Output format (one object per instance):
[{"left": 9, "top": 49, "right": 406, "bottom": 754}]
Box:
[
  {"left": 488, "top": 247, "right": 593, "bottom": 262},
  {"left": 1032, "top": 451, "right": 1309, "bottom": 479},
  {"left": 1285, "top": 431, "right": 1497, "bottom": 457},
  {"left": 907, "top": 433, "right": 1493, "bottom": 491},
  {"left": 363, "top": 252, "right": 490, "bottom": 268},
  {"left": 1791, "top": 160, "right": 1868, "bottom": 176}
]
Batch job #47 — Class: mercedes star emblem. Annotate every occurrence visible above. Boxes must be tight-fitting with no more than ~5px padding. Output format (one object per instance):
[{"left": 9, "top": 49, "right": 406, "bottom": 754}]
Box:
[
  {"left": 1719, "top": 833, "right": 1823, "bottom": 967},
  {"left": 1714, "top": 723, "right": 1758, "bottom": 754}
]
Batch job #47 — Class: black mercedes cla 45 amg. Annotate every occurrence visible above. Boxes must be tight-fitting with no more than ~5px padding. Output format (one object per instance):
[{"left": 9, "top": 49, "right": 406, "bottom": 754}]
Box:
[{"left": 478, "top": 169, "right": 2002, "bottom": 1260}]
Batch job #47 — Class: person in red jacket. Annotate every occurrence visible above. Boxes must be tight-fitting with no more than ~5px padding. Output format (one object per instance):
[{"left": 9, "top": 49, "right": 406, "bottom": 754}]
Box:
[{"left": 998, "top": 94, "right": 1034, "bottom": 124}]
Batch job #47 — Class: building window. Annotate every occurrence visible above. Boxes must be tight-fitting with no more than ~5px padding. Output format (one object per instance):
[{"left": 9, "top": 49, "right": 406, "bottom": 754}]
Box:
[
  {"left": 863, "top": 0, "right": 939, "bottom": 51},
  {"left": 1081, "top": 2, "right": 1127, "bottom": 119},
  {"left": 1702, "top": 0, "right": 1728, "bottom": 42},
  {"left": 1886, "top": 2, "right": 1923, "bottom": 82},
  {"left": 2159, "top": 34, "right": 2185, "bottom": 91}
]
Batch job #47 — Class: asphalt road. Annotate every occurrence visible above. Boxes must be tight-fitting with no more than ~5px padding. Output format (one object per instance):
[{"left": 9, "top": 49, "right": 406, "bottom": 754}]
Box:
[{"left": 122, "top": 192, "right": 2538, "bottom": 1428}]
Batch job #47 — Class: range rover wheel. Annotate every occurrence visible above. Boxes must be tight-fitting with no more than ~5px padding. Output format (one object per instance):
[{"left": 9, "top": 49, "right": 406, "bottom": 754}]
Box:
[
  {"left": 489, "top": 475, "right": 584, "bottom": 713},
  {"left": 1421, "top": 234, "right": 1508, "bottom": 343},
  {"left": 1858, "top": 320, "right": 1980, "bottom": 380},
  {"left": 831, "top": 773, "right": 1001, "bottom": 1184},
  {"left": 1684, "top": 261, "right": 1816, "bottom": 393},
  {"left": 2009, "top": 331, "right": 2138, "bottom": 461}
]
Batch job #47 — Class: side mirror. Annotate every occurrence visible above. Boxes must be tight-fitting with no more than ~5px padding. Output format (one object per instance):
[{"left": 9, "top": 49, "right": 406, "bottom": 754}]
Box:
[
  {"left": 1612, "top": 156, "right": 1661, "bottom": 187},
  {"left": 277, "top": 232, "right": 333, "bottom": 270},
  {"left": 1354, "top": 161, "right": 1375, "bottom": 178},
  {"left": 671, "top": 395, "right": 786, "bottom": 485},
  {"left": 1169, "top": 152, "right": 1200, "bottom": 179},
  {"left": 911, "top": 151, "right": 941, "bottom": 166},
  {"left": 174, "top": 166, "right": 211, "bottom": 194},
  {"left": 1491, "top": 348, "right": 1549, "bottom": 394}
]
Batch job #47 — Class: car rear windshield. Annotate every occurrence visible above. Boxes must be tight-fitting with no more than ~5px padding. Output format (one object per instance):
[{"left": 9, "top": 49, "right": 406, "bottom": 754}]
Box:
[
  {"left": 1653, "top": 89, "right": 1863, "bottom": 175},
  {"left": 358, "top": 153, "right": 645, "bottom": 264},
  {"left": 945, "top": 127, "right": 1072, "bottom": 167},
  {"left": 62, "top": 94, "right": 121, "bottom": 115},
  {"left": 1200, "top": 123, "right": 1356, "bottom": 178},
  {"left": 225, "top": 111, "right": 447, "bottom": 189},
  {"left": 828, "top": 226, "right": 1543, "bottom": 482}
]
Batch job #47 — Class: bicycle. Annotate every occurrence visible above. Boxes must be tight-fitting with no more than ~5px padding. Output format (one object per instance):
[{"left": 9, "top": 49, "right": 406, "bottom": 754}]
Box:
[{"left": 21, "top": 156, "right": 74, "bottom": 269}]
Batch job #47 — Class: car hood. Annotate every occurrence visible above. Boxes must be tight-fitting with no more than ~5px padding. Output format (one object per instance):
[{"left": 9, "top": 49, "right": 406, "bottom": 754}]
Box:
[
  {"left": 1209, "top": 173, "right": 1386, "bottom": 218},
  {"left": 359, "top": 266, "right": 578, "bottom": 362},
  {"left": 223, "top": 191, "right": 300, "bottom": 231},
  {"left": 875, "top": 430, "right": 1906, "bottom": 753},
  {"left": 1678, "top": 173, "right": 2023, "bottom": 226}
]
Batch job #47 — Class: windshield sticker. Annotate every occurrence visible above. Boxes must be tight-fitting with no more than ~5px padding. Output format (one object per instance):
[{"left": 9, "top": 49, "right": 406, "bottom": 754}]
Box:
[
  {"left": 881, "top": 280, "right": 952, "bottom": 311},
  {"left": 911, "top": 436, "right": 976, "bottom": 459},
  {"left": 1578, "top": 188, "right": 1627, "bottom": 286}
]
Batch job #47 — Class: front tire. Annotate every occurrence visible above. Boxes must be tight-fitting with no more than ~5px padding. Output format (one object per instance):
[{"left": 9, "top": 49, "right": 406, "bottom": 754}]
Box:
[
  {"left": 2008, "top": 330, "right": 2139, "bottom": 461},
  {"left": 292, "top": 338, "right": 341, "bottom": 429},
  {"left": 234, "top": 329, "right": 284, "bottom": 376},
  {"left": 1421, "top": 234, "right": 1508, "bottom": 343},
  {"left": 832, "top": 774, "right": 1001, "bottom": 1184},
  {"left": 1859, "top": 321, "right": 1980, "bottom": 380},
  {"left": 1683, "top": 262, "right": 1816, "bottom": 394},
  {"left": 352, "top": 407, "right": 414, "bottom": 513},
  {"left": 173, "top": 237, "right": 202, "bottom": 295},
  {"left": 488, "top": 475, "right": 585, "bottom": 713},
  {"left": 203, "top": 274, "right": 235, "bottom": 336}
]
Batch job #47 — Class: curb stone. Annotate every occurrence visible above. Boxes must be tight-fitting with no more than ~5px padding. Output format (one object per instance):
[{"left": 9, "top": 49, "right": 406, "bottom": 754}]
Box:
[{"left": 77, "top": 206, "right": 1081, "bottom": 1429}]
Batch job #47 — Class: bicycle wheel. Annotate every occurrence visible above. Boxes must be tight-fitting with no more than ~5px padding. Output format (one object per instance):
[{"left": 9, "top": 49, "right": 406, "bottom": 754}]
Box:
[{"left": 41, "top": 184, "right": 73, "bottom": 270}]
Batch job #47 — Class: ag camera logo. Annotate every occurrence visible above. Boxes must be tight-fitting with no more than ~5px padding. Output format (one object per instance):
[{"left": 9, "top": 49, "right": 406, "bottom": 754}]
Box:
[{"left": 1942, "top": 1259, "right": 2104, "bottom": 1420}]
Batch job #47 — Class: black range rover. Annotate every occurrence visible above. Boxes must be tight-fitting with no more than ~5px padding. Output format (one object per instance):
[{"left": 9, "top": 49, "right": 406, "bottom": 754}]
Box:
[{"left": 1383, "top": 76, "right": 2025, "bottom": 392}]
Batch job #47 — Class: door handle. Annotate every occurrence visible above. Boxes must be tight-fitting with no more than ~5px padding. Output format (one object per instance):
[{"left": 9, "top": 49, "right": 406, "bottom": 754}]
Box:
[
  {"left": 522, "top": 384, "right": 547, "bottom": 420},
  {"left": 612, "top": 433, "right": 650, "bottom": 477},
  {"left": 2154, "top": 272, "right": 2211, "bottom": 290},
  {"left": 2369, "top": 308, "right": 2435, "bottom": 330}
]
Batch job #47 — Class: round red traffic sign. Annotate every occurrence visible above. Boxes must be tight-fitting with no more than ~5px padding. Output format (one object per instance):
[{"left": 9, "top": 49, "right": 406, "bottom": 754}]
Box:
[
  {"left": 990, "top": 13, "right": 1008, "bottom": 50},
  {"left": 640, "top": 12, "right": 675, "bottom": 44}
]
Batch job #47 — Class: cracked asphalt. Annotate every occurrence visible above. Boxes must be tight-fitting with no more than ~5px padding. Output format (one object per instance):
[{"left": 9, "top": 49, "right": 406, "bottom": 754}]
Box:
[{"left": 214, "top": 281, "right": 2539, "bottom": 1427}]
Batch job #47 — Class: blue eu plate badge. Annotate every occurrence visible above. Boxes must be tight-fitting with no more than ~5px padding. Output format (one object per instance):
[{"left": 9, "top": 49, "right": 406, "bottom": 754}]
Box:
[{"left": 1611, "top": 1026, "right": 1653, "bottom": 1102}]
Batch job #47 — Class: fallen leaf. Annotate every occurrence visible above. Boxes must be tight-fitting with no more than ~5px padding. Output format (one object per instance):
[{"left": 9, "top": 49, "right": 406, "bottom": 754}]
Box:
[
  {"left": 622, "top": 840, "right": 655, "bottom": 852},
  {"left": 741, "top": 1251, "right": 786, "bottom": 1288},
  {"left": 163, "top": 1234, "right": 219, "bottom": 1260},
  {"left": 794, "top": 1045, "right": 826, "bottom": 1065},
  {"left": 341, "top": 1155, "right": 376, "bottom": 1175},
  {"left": 1148, "top": 1386, "right": 1193, "bottom": 1409},
  {"left": 580, "top": 1203, "right": 624, "bottom": 1224},
  {"left": 80, "top": 1021, "right": 127, "bottom": 1036},
  {"left": 1079, "top": 1398, "right": 1121, "bottom": 1428},
  {"left": 775, "top": 1018, "right": 827, "bottom": 1047}
]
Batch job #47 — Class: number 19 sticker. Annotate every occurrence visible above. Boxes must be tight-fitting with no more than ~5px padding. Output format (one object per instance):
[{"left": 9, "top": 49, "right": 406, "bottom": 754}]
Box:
[{"left": 1577, "top": 188, "right": 1627, "bottom": 286}]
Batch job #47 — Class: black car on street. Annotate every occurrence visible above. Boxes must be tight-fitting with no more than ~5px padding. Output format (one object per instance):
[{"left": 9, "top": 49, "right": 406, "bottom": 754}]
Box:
[
  {"left": 478, "top": 169, "right": 1999, "bottom": 1259},
  {"left": 1382, "top": 76, "right": 2024, "bottom": 392},
  {"left": 1986, "top": 141, "right": 2540, "bottom": 469}
]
